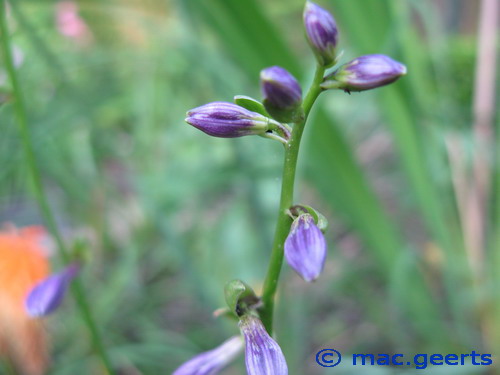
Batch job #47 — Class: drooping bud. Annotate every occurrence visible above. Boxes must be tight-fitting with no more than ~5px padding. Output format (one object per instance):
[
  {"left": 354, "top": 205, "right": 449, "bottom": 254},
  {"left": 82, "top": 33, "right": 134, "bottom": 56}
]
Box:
[
  {"left": 303, "top": 1, "right": 339, "bottom": 67},
  {"left": 25, "top": 263, "right": 80, "bottom": 317},
  {"left": 284, "top": 214, "right": 327, "bottom": 282},
  {"left": 260, "top": 66, "right": 303, "bottom": 123},
  {"left": 173, "top": 336, "right": 243, "bottom": 375},
  {"left": 185, "top": 102, "right": 278, "bottom": 138},
  {"left": 321, "top": 54, "right": 407, "bottom": 92},
  {"left": 239, "top": 315, "right": 288, "bottom": 375}
]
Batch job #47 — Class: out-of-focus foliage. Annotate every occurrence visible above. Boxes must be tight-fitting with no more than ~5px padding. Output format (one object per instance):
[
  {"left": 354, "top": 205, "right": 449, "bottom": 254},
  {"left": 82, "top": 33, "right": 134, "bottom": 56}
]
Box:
[{"left": 0, "top": 0, "right": 497, "bottom": 374}]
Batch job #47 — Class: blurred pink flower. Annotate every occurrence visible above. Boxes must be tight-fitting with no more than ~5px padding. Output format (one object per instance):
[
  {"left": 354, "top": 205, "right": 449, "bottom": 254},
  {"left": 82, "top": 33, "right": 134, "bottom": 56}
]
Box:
[{"left": 56, "top": 1, "right": 92, "bottom": 43}]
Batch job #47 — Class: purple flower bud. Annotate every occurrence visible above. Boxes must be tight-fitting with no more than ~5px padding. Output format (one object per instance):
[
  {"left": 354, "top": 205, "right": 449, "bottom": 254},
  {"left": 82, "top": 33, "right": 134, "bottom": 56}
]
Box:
[
  {"left": 239, "top": 315, "right": 288, "bottom": 375},
  {"left": 303, "top": 1, "right": 339, "bottom": 67},
  {"left": 322, "top": 54, "right": 407, "bottom": 92},
  {"left": 185, "top": 102, "right": 276, "bottom": 138},
  {"left": 25, "top": 263, "right": 80, "bottom": 317},
  {"left": 173, "top": 336, "right": 243, "bottom": 375},
  {"left": 284, "top": 214, "right": 326, "bottom": 282},
  {"left": 260, "top": 66, "right": 302, "bottom": 110}
]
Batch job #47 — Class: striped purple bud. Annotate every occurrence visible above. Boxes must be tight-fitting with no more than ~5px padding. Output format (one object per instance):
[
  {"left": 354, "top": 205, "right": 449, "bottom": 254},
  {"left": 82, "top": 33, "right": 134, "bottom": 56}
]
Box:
[
  {"left": 173, "top": 336, "right": 243, "bottom": 375},
  {"left": 239, "top": 315, "right": 288, "bottom": 375},
  {"left": 260, "top": 66, "right": 303, "bottom": 123},
  {"left": 322, "top": 54, "right": 407, "bottom": 92},
  {"left": 284, "top": 214, "right": 327, "bottom": 282},
  {"left": 303, "top": 1, "right": 339, "bottom": 67},
  {"left": 260, "top": 66, "right": 302, "bottom": 110},
  {"left": 25, "top": 264, "right": 80, "bottom": 317},
  {"left": 185, "top": 102, "right": 277, "bottom": 138}
]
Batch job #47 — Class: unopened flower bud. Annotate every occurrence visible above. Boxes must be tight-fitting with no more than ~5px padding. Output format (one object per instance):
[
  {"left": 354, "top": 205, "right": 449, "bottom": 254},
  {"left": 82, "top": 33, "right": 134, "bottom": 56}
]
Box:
[
  {"left": 322, "top": 54, "right": 407, "bottom": 92},
  {"left": 284, "top": 214, "right": 326, "bottom": 282},
  {"left": 25, "top": 263, "right": 80, "bottom": 317},
  {"left": 239, "top": 315, "right": 288, "bottom": 375},
  {"left": 303, "top": 1, "right": 339, "bottom": 67},
  {"left": 173, "top": 336, "right": 243, "bottom": 375},
  {"left": 185, "top": 102, "right": 277, "bottom": 138},
  {"left": 260, "top": 66, "right": 302, "bottom": 123}
]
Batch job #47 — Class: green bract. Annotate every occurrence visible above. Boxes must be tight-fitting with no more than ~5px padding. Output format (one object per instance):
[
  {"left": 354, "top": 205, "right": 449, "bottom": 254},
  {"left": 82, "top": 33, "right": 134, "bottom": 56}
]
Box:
[
  {"left": 234, "top": 95, "right": 270, "bottom": 117},
  {"left": 224, "top": 280, "right": 259, "bottom": 317}
]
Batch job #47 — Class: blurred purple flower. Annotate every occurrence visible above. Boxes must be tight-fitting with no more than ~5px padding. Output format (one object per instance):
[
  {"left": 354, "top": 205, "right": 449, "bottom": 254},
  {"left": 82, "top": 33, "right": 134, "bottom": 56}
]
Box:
[
  {"left": 322, "top": 54, "right": 407, "bottom": 92},
  {"left": 260, "top": 66, "right": 302, "bottom": 110},
  {"left": 303, "top": 1, "right": 339, "bottom": 67},
  {"left": 11, "top": 45, "right": 24, "bottom": 68},
  {"left": 25, "top": 263, "right": 80, "bottom": 317},
  {"left": 284, "top": 214, "right": 326, "bottom": 282},
  {"left": 240, "top": 315, "right": 288, "bottom": 375},
  {"left": 186, "top": 102, "right": 276, "bottom": 138},
  {"left": 0, "top": 45, "right": 24, "bottom": 86},
  {"left": 173, "top": 336, "right": 243, "bottom": 375}
]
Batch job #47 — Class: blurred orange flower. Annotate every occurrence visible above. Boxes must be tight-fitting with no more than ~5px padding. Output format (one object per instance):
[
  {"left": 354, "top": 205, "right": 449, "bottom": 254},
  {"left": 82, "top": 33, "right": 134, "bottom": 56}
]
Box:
[{"left": 0, "top": 224, "right": 51, "bottom": 375}]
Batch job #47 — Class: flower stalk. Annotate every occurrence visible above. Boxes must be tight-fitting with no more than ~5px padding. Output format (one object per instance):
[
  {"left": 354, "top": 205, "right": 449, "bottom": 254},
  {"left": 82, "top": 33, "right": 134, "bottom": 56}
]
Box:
[
  {"left": 0, "top": 4, "right": 115, "bottom": 374},
  {"left": 178, "top": 2, "right": 407, "bottom": 372},
  {"left": 259, "top": 65, "right": 325, "bottom": 333}
]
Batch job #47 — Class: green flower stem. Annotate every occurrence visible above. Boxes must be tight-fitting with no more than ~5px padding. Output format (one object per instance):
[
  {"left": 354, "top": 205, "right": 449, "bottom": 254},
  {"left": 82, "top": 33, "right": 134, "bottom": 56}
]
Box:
[
  {"left": 0, "top": 6, "right": 115, "bottom": 374},
  {"left": 260, "top": 65, "right": 325, "bottom": 333}
]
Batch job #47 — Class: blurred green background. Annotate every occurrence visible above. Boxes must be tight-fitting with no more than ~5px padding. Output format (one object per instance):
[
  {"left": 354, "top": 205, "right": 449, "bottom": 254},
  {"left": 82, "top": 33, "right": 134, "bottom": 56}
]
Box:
[{"left": 1, "top": 0, "right": 498, "bottom": 374}]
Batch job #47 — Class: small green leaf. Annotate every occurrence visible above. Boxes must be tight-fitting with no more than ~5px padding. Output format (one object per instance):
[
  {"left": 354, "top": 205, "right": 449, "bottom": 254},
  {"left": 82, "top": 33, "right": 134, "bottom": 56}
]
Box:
[{"left": 234, "top": 95, "right": 269, "bottom": 116}]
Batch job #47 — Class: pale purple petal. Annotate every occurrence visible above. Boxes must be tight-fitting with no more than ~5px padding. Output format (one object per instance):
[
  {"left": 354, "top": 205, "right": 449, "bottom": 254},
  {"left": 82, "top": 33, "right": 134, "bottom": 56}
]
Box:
[
  {"left": 303, "top": 1, "right": 339, "bottom": 66},
  {"left": 260, "top": 66, "right": 302, "bottom": 109},
  {"left": 12, "top": 45, "right": 24, "bottom": 68},
  {"left": 185, "top": 102, "right": 271, "bottom": 138},
  {"left": 25, "top": 263, "right": 80, "bottom": 317},
  {"left": 323, "top": 54, "right": 407, "bottom": 92},
  {"left": 284, "top": 214, "right": 326, "bottom": 282},
  {"left": 173, "top": 336, "right": 243, "bottom": 375},
  {"left": 240, "top": 316, "right": 288, "bottom": 375}
]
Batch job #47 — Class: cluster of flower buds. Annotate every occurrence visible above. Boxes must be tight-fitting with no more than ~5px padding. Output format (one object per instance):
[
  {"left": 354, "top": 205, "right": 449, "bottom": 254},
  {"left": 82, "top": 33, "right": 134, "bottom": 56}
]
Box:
[
  {"left": 186, "top": 60, "right": 302, "bottom": 141},
  {"left": 185, "top": 1, "right": 406, "bottom": 142},
  {"left": 185, "top": 71, "right": 301, "bottom": 142},
  {"left": 25, "top": 263, "right": 80, "bottom": 317},
  {"left": 178, "top": 1, "right": 408, "bottom": 373},
  {"left": 303, "top": 1, "right": 406, "bottom": 91}
]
